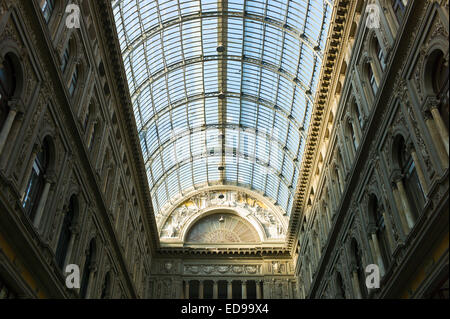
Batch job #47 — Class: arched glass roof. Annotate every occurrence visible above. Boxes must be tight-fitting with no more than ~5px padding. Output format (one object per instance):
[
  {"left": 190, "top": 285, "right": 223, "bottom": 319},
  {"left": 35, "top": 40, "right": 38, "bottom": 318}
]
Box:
[{"left": 112, "top": 0, "right": 334, "bottom": 221}]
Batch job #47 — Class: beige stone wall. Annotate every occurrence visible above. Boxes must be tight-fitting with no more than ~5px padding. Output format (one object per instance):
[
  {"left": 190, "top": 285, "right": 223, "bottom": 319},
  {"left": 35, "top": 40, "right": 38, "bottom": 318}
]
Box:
[
  {"left": 149, "top": 258, "right": 297, "bottom": 299},
  {"left": 295, "top": 0, "right": 449, "bottom": 299},
  {"left": 0, "top": 0, "right": 154, "bottom": 298}
]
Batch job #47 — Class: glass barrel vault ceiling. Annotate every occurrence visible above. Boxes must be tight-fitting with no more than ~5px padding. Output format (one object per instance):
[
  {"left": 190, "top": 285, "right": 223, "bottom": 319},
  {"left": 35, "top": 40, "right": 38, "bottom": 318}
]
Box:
[{"left": 112, "top": 0, "right": 334, "bottom": 223}]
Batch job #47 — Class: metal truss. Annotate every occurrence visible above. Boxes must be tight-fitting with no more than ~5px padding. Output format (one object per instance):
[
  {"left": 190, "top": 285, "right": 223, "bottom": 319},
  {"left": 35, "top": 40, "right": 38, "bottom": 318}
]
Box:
[{"left": 113, "top": 0, "right": 334, "bottom": 222}]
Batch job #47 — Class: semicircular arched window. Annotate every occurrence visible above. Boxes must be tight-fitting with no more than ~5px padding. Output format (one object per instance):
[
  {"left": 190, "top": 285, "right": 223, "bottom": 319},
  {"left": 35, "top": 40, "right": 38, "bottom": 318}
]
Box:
[
  {"left": 186, "top": 213, "right": 260, "bottom": 244},
  {"left": 22, "top": 139, "right": 50, "bottom": 220}
]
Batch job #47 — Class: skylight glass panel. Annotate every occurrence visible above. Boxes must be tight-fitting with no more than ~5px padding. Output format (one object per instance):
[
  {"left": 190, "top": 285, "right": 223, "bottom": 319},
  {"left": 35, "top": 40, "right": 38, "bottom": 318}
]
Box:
[{"left": 113, "top": 0, "right": 335, "bottom": 232}]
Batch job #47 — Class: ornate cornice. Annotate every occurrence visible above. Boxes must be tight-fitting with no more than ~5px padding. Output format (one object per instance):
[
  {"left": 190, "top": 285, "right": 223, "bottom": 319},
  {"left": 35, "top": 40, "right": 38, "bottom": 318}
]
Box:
[
  {"left": 156, "top": 246, "right": 291, "bottom": 257},
  {"left": 287, "top": 0, "right": 352, "bottom": 249},
  {"left": 94, "top": 0, "right": 160, "bottom": 252}
]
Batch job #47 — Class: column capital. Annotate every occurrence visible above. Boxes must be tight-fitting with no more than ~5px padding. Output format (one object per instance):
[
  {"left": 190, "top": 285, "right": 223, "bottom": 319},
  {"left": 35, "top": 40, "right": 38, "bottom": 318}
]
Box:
[
  {"left": 89, "top": 264, "right": 98, "bottom": 273},
  {"left": 406, "top": 142, "right": 416, "bottom": 154},
  {"left": 423, "top": 109, "right": 434, "bottom": 121},
  {"left": 367, "top": 223, "right": 377, "bottom": 235},
  {"left": 32, "top": 142, "right": 42, "bottom": 154},
  {"left": 424, "top": 96, "right": 441, "bottom": 110},
  {"left": 349, "top": 262, "right": 358, "bottom": 273},
  {"left": 70, "top": 224, "right": 81, "bottom": 235},
  {"left": 390, "top": 170, "right": 403, "bottom": 185},
  {"left": 7, "top": 97, "right": 25, "bottom": 113},
  {"left": 44, "top": 173, "right": 57, "bottom": 185}
]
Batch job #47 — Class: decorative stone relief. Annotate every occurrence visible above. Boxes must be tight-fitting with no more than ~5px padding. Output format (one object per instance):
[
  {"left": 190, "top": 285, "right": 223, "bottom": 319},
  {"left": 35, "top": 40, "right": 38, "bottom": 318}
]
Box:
[
  {"left": 160, "top": 189, "right": 286, "bottom": 241},
  {"left": 183, "top": 264, "right": 262, "bottom": 276}
]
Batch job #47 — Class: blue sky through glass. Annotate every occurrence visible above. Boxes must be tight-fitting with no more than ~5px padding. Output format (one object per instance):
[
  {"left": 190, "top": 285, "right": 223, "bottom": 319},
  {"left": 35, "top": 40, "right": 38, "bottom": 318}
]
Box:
[{"left": 113, "top": 0, "right": 334, "bottom": 229}]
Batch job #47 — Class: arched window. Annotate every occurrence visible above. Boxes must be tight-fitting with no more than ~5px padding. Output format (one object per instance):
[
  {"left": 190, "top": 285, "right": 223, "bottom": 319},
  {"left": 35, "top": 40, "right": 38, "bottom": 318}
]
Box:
[
  {"left": 22, "top": 140, "right": 49, "bottom": 220},
  {"left": 40, "top": 0, "right": 55, "bottom": 24},
  {"left": 0, "top": 54, "right": 16, "bottom": 129},
  {"left": 375, "top": 39, "right": 386, "bottom": 71},
  {"left": 88, "top": 122, "right": 98, "bottom": 152},
  {"left": 80, "top": 239, "right": 96, "bottom": 298},
  {"left": 396, "top": 136, "right": 425, "bottom": 219},
  {"left": 369, "top": 195, "right": 391, "bottom": 269},
  {"left": 68, "top": 66, "right": 79, "bottom": 96},
  {"left": 432, "top": 51, "right": 449, "bottom": 96},
  {"left": 351, "top": 239, "right": 367, "bottom": 298},
  {"left": 335, "top": 166, "right": 342, "bottom": 195},
  {"left": 55, "top": 195, "right": 76, "bottom": 269},
  {"left": 348, "top": 121, "right": 358, "bottom": 152},
  {"left": 431, "top": 51, "right": 449, "bottom": 131},
  {"left": 82, "top": 102, "right": 95, "bottom": 131},
  {"left": 353, "top": 101, "right": 363, "bottom": 130},
  {"left": 100, "top": 271, "right": 111, "bottom": 299},
  {"left": 366, "top": 62, "right": 377, "bottom": 95},
  {"left": 392, "top": 0, "right": 408, "bottom": 24},
  {"left": 60, "top": 46, "right": 70, "bottom": 73}
]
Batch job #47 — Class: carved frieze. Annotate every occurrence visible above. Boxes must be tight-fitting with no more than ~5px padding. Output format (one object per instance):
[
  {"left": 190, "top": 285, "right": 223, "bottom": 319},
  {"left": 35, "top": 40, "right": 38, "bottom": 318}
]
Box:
[
  {"left": 183, "top": 264, "right": 262, "bottom": 276},
  {"left": 160, "top": 189, "right": 286, "bottom": 242}
]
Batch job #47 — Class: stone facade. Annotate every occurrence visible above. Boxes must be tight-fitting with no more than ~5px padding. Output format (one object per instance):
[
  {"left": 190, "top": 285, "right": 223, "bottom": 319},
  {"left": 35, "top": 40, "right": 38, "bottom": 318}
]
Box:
[
  {"left": 149, "top": 258, "right": 297, "bottom": 299},
  {"left": 0, "top": 0, "right": 155, "bottom": 298},
  {"left": 294, "top": 0, "right": 449, "bottom": 299},
  {"left": 0, "top": 0, "right": 448, "bottom": 300}
]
